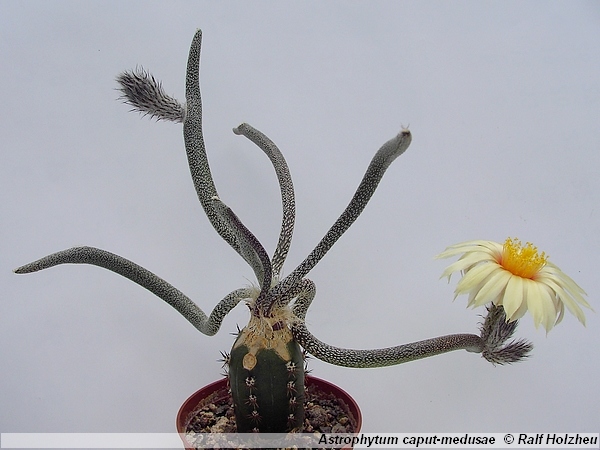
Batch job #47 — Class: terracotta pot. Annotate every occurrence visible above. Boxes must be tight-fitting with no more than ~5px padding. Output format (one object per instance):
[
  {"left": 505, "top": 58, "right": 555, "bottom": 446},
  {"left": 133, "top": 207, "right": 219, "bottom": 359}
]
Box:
[{"left": 177, "top": 375, "right": 362, "bottom": 449}]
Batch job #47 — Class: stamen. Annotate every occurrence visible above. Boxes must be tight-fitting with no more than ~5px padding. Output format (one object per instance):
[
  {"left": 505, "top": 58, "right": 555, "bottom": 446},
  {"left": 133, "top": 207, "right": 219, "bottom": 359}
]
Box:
[{"left": 501, "top": 238, "right": 547, "bottom": 279}]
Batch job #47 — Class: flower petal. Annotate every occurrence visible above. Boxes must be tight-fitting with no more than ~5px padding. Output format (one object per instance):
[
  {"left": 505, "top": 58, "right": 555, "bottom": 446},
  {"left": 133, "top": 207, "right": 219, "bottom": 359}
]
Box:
[
  {"left": 436, "top": 240, "right": 501, "bottom": 260},
  {"left": 512, "top": 288, "right": 530, "bottom": 321},
  {"left": 540, "top": 264, "right": 591, "bottom": 309},
  {"left": 455, "top": 263, "right": 498, "bottom": 296},
  {"left": 502, "top": 275, "right": 524, "bottom": 321},
  {"left": 536, "top": 274, "right": 587, "bottom": 326},
  {"left": 472, "top": 269, "right": 511, "bottom": 307},
  {"left": 539, "top": 284, "right": 557, "bottom": 332},
  {"left": 525, "top": 282, "right": 545, "bottom": 329},
  {"left": 554, "top": 299, "right": 565, "bottom": 325},
  {"left": 439, "top": 251, "right": 496, "bottom": 280}
]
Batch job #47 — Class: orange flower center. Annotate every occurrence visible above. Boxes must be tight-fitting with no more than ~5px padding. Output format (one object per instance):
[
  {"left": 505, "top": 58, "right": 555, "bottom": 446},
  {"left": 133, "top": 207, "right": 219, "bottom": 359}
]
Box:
[{"left": 501, "top": 237, "right": 547, "bottom": 279}]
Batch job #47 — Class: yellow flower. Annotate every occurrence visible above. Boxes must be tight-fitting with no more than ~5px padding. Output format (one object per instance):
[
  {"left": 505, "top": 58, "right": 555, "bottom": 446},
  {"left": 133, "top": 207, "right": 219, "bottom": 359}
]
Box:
[{"left": 437, "top": 238, "right": 592, "bottom": 332}]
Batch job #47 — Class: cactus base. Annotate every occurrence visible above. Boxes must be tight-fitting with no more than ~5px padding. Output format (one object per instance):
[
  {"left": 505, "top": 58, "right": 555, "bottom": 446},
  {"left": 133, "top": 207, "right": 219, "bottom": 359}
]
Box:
[
  {"left": 177, "top": 375, "right": 362, "bottom": 449},
  {"left": 228, "top": 314, "right": 305, "bottom": 432}
]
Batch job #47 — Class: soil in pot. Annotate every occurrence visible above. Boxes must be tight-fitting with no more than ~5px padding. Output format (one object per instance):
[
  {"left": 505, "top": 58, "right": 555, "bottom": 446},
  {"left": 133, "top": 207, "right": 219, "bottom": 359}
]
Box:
[{"left": 178, "top": 375, "right": 361, "bottom": 449}]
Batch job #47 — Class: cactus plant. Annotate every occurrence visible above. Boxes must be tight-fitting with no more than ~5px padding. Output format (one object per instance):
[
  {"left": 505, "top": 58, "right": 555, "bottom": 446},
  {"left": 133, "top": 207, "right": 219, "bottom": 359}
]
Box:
[{"left": 14, "top": 29, "right": 590, "bottom": 434}]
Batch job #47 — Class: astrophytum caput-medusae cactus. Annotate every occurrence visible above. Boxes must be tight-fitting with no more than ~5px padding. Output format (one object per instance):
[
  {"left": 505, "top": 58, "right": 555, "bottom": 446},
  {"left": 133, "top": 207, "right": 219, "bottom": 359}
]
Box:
[{"left": 15, "top": 29, "right": 534, "bottom": 433}]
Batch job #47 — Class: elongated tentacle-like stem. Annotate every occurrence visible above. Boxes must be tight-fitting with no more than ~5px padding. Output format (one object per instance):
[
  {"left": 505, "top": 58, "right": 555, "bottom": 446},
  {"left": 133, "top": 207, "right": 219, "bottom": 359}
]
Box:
[
  {"left": 14, "top": 246, "right": 251, "bottom": 336},
  {"left": 182, "top": 30, "right": 261, "bottom": 272},
  {"left": 292, "top": 321, "right": 484, "bottom": 368},
  {"left": 265, "top": 278, "right": 317, "bottom": 316},
  {"left": 271, "top": 129, "right": 412, "bottom": 298},
  {"left": 290, "top": 290, "right": 531, "bottom": 367},
  {"left": 290, "top": 279, "right": 316, "bottom": 320},
  {"left": 115, "top": 31, "right": 261, "bottom": 276},
  {"left": 233, "top": 123, "right": 295, "bottom": 279},
  {"left": 210, "top": 196, "right": 272, "bottom": 297}
]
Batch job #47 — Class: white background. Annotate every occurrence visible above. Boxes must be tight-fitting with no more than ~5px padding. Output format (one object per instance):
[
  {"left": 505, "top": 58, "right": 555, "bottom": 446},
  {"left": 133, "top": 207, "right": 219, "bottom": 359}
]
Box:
[{"left": 2, "top": 1, "right": 598, "bottom": 436}]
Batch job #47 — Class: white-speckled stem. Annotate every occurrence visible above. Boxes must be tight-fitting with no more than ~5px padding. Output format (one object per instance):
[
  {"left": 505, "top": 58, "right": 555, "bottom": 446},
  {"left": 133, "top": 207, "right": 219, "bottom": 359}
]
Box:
[
  {"left": 287, "top": 283, "right": 527, "bottom": 367},
  {"left": 14, "top": 246, "right": 251, "bottom": 336},
  {"left": 290, "top": 279, "right": 317, "bottom": 320},
  {"left": 210, "top": 196, "right": 272, "bottom": 296},
  {"left": 267, "top": 278, "right": 316, "bottom": 315},
  {"left": 233, "top": 123, "right": 295, "bottom": 279},
  {"left": 182, "top": 30, "right": 264, "bottom": 278},
  {"left": 271, "top": 130, "right": 412, "bottom": 299},
  {"left": 289, "top": 282, "right": 483, "bottom": 367},
  {"left": 292, "top": 321, "right": 484, "bottom": 368}
]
